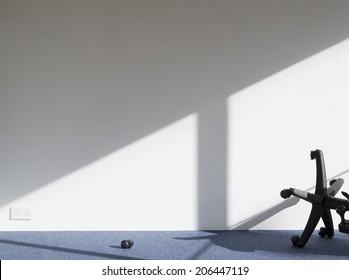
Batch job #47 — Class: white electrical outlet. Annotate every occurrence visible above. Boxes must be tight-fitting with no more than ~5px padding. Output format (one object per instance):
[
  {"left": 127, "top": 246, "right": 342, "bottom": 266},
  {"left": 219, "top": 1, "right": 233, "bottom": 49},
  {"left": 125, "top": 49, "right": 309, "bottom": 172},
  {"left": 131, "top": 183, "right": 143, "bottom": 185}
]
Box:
[{"left": 9, "top": 207, "right": 31, "bottom": 220}]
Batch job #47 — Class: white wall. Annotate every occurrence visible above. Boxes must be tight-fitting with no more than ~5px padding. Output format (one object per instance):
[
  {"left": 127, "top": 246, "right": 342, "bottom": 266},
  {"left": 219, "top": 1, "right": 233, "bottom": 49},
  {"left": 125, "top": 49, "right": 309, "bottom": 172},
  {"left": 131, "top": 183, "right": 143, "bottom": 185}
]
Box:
[
  {"left": 1, "top": 0, "right": 349, "bottom": 230},
  {"left": 228, "top": 39, "right": 349, "bottom": 229}
]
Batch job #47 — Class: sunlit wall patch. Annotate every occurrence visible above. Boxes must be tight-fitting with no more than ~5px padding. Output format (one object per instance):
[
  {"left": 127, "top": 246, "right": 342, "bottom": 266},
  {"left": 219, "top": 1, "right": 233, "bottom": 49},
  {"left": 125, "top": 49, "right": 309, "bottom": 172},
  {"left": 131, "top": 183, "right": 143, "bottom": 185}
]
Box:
[
  {"left": 0, "top": 113, "right": 198, "bottom": 231},
  {"left": 227, "top": 38, "right": 349, "bottom": 230}
]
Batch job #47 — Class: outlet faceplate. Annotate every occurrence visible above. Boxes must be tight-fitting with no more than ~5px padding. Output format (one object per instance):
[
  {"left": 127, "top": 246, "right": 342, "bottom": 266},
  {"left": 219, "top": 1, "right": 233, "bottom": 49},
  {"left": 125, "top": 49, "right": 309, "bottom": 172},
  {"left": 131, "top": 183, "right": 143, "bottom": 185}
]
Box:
[{"left": 9, "top": 207, "right": 31, "bottom": 220}]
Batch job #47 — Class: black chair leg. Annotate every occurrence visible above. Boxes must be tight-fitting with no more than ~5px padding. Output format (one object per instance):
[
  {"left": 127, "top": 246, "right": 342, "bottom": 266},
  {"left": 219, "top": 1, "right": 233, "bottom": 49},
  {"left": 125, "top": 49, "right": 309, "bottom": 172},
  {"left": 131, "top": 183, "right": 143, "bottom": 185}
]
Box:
[{"left": 291, "top": 205, "right": 323, "bottom": 247}]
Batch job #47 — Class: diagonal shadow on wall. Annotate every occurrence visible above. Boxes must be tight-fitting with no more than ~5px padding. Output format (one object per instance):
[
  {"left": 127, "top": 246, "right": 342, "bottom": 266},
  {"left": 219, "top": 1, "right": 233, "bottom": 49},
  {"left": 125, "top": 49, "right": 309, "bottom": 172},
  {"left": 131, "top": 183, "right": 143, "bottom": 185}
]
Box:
[{"left": 2, "top": 1, "right": 349, "bottom": 229}]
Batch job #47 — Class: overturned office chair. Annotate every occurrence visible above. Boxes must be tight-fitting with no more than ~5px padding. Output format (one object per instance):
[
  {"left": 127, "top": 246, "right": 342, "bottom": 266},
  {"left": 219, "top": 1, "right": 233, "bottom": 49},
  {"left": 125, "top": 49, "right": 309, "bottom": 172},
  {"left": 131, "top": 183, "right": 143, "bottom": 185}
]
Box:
[{"left": 280, "top": 149, "right": 349, "bottom": 247}]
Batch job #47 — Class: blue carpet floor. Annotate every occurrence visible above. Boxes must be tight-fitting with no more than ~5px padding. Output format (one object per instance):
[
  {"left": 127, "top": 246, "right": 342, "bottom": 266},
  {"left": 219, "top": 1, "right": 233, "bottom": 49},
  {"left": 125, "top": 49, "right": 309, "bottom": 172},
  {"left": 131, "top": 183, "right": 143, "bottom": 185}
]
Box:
[{"left": 0, "top": 230, "right": 349, "bottom": 260}]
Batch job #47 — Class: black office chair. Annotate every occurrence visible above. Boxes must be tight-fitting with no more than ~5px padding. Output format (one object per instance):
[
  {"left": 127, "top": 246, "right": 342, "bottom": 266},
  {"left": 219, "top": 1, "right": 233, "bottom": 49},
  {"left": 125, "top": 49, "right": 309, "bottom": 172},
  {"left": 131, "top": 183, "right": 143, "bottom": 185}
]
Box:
[{"left": 280, "top": 149, "right": 349, "bottom": 247}]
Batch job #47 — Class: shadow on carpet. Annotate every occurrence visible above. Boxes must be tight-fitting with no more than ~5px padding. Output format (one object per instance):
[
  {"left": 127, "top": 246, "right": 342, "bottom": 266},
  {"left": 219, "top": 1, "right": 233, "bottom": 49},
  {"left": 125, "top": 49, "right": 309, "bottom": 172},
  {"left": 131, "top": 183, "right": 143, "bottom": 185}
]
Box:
[
  {"left": 177, "top": 230, "right": 349, "bottom": 259},
  {"left": 0, "top": 230, "right": 348, "bottom": 260}
]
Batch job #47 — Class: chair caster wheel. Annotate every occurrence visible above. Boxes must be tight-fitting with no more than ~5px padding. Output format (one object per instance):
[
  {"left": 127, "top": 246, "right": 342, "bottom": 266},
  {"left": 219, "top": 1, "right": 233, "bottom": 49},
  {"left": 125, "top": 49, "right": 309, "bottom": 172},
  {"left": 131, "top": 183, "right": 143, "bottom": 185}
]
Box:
[
  {"left": 318, "top": 227, "right": 334, "bottom": 238},
  {"left": 318, "top": 227, "right": 327, "bottom": 237},
  {"left": 291, "top": 235, "right": 304, "bottom": 247},
  {"left": 121, "top": 239, "right": 134, "bottom": 249},
  {"left": 329, "top": 179, "right": 337, "bottom": 186},
  {"left": 291, "top": 235, "right": 299, "bottom": 246},
  {"left": 280, "top": 189, "right": 292, "bottom": 199}
]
